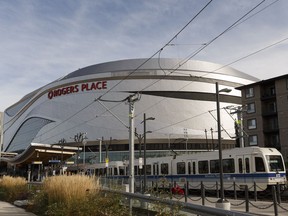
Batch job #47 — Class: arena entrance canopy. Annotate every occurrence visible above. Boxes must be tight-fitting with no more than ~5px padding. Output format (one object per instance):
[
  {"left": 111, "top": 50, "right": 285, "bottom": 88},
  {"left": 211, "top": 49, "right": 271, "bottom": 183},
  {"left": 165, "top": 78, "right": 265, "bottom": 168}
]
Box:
[{"left": 0, "top": 143, "right": 81, "bottom": 165}]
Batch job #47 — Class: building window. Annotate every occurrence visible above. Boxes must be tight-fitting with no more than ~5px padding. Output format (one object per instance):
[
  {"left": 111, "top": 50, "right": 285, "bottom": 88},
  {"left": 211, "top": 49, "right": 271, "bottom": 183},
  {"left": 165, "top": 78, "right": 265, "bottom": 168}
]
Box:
[
  {"left": 245, "top": 87, "right": 254, "bottom": 98},
  {"left": 270, "top": 86, "right": 276, "bottom": 95},
  {"left": 247, "top": 103, "right": 256, "bottom": 113},
  {"left": 247, "top": 119, "right": 257, "bottom": 129},
  {"left": 249, "top": 135, "right": 258, "bottom": 146},
  {"left": 268, "top": 101, "right": 277, "bottom": 112}
]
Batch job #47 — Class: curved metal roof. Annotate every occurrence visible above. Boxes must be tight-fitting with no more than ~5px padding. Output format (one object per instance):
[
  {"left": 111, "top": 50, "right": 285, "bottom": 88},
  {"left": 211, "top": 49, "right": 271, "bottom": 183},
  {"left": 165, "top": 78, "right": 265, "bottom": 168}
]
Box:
[{"left": 61, "top": 58, "right": 259, "bottom": 82}]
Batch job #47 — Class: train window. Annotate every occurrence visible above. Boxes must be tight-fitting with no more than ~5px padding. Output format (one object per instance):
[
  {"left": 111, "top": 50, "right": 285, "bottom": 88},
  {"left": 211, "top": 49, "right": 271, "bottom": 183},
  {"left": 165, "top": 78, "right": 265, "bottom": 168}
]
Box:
[
  {"left": 109, "top": 168, "right": 112, "bottom": 176},
  {"left": 177, "top": 162, "right": 185, "bottom": 174},
  {"left": 210, "top": 160, "right": 219, "bottom": 173},
  {"left": 188, "top": 162, "right": 191, "bottom": 174},
  {"left": 255, "top": 157, "right": 265, "bottom": 172},
  {"left": 198, "top": 161, "right": 208, "bottom": 174},
  {"left": 245, "top": 158, "right": 250, "bottom": 173},
  {"left": 238, "top": 158, "right": 243, "bottom": 173},
  {"left": 119, "top": 167, "right": 125, "bottom": 175},
  {"left": 223, "top": 159, "right": 235, "bottom": 173},
  {"left": 95, "top": 169, "right": 99, "bottom": 176},
  {"left": 146, "top": 165, "right": 152, "bottom": 175},
  {"left": 153, "top": 164, "right": 159, "bottom": 175},
  {"left": 193, "top": 162, "right": 196, "bottom": 174},
  {"left": 134, "top": 166, "right": 138, "bottom": 176},
  {"left": 114, "top": 167, "right": 118, "bottom": 175},
  {"left": 161, "top": 163, "right": 169, "bottom": 175},
  {"left": 267, "top": 155, "right": 284, "bottom": 171}
]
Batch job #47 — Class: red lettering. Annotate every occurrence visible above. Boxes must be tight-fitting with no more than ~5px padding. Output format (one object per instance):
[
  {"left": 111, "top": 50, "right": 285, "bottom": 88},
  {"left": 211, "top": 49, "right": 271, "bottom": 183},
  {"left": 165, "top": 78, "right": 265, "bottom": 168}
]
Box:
[
  {"left": 102, "top": 81, "right": 107, "bottom": 89},
  {"left": 48, "top": 82, "right": 107, "bottom": 99},
  {"left": 96, "top": 82, "right": 102, "bottom": 89},
  {"left": 48, "top": 91, "right": 53, "bottom": 99},
  {"left": 81, "top": 83, "right": 88, "bottom": 91},
  {"left": 91, "top": 82, "right": 97, "bottom": 90},
  {"left": 74, "top": 85, "right": 79, "bottom": 92}
]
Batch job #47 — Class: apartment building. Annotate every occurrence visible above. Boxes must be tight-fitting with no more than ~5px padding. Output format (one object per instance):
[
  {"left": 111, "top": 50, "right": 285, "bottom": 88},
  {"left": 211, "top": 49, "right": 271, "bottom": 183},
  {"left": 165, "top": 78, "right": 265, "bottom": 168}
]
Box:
[
  {"left": 237, "top": 75, "right": 288, "bottom": 163},
  {"left": 0, "top": 112, "right": 3, "bottom": 152}
]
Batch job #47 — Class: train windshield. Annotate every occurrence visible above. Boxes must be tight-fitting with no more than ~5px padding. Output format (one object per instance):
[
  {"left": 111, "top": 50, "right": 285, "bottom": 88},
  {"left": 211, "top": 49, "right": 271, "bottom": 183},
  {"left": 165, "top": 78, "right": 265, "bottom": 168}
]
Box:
[{"left": 267, "top": 155, "right": 284, "bottom": 172}]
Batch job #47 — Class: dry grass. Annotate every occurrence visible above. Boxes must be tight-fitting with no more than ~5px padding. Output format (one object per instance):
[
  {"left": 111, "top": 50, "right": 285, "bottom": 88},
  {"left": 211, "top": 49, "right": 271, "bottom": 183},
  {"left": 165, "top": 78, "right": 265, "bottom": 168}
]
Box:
[
  {"left": 0, "top": 175, "right": 27, "bottom": 187},
  {"left": 43, "top": 175, "right": 100, "bottom": 206},
  {"left": 0, "top": 176, "right": 28, "bottom": 201}
]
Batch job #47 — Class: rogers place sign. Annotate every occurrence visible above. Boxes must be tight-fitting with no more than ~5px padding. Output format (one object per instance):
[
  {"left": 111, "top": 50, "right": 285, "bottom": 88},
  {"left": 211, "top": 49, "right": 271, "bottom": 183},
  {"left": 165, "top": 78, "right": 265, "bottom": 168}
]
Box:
[{"left": 48, "top": 81, "right": 107, "bottom": 99}]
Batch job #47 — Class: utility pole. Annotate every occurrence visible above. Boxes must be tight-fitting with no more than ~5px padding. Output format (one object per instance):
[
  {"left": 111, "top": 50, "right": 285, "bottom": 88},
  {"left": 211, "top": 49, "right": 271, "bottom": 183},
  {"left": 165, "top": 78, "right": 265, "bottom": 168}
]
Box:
[{"left": 127, "top": 94, "right": 140, "bottom": 194}]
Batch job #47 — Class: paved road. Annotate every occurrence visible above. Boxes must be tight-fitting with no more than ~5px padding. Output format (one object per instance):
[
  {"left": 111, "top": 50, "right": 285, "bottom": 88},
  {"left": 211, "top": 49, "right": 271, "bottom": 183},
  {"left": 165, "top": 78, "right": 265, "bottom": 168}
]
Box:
[{"left": 0, "top": 201, "right": 36, "bottom": 216}]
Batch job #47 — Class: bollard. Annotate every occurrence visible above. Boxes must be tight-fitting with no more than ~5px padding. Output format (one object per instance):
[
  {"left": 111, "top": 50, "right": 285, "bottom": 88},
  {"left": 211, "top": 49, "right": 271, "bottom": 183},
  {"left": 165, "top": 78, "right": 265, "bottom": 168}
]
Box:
[
  {"left": 276, "top": 183, "right": 281, "bottom": 204},
  {"left": 272, "top": 186, "right": 278, "bottom": 216},
  {"left": 156, "top": 182, "right": 159, "bottom": 196},
  {"left": 245, "top": 185, "right": 249, "bottom": 213},
  {"left": 216, "top": 181, "right": 219, "bottom": 198},
  {"left": 233, "top": 181, "right": 237, "bottom": 200},
  {"left": 169, "top": 183, "right": 173, "bottom": 199},
  {"left": 254, "top": 181, "right": 257, "bottom": 202},
  {"left": 184, "top": 183, "right": 188, "bottom": 203},
  {"left": 201, "top": 181, "right": 205, "bottom": 206}
]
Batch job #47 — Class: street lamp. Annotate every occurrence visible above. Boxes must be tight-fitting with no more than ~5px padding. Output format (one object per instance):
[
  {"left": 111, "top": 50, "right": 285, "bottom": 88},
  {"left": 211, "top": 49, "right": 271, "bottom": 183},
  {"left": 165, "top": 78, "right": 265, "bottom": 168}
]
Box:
[
  {"left": 215, "top": 82, "right": 231, "bottom": 210},
  {"left": 135, "top": 128, "right": 152, "bottom": 193},
  {"left": 58, "top": 138, "right": 66, "bottom": 175},
  {"left": 82, "top": 136, "right": 87, "bottom": 168},
  {"left": 142, "top": 113, "right": 155, "bottom": 193}
]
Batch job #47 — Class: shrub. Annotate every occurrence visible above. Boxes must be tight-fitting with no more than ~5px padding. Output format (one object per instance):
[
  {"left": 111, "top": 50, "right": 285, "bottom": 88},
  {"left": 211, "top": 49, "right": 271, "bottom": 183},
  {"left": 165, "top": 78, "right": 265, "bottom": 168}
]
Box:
[
  {"left": 30, "top": 175, "right": 129, "bottom": 216},
  {"left": 0, "top": 176, "right": 28, "bottom": 202}
]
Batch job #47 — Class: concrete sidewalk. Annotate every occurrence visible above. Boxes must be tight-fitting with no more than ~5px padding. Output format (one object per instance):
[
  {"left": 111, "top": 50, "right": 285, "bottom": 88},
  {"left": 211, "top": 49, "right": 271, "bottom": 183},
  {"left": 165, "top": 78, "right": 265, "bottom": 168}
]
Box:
[{"left": 0, "top": 201, "right": 36, "bottom": 216}]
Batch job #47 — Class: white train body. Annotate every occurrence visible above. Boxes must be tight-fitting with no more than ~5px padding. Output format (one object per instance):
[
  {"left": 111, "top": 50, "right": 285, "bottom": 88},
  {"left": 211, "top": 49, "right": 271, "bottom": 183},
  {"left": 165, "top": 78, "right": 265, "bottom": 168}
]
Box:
[{"left": 86, "top": 147, "right": 287, "bottom": 191}]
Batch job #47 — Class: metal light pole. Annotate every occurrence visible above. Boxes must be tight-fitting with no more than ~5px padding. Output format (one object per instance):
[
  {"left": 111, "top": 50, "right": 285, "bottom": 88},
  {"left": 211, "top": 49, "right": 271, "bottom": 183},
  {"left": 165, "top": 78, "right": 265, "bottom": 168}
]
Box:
[
  {"left": 96, "top": 137, "right": 103, "bottom": 163},
  {"left": 82, "top": 136, "right": 87, "bottom": 168},
  {"left": 58, "top": 138, "right": 66, "bottom": 175},
  {"left": 215, "top": 82, "right": 231, "bottom": 210},
  {"left": 127, "top": 94, "right": 140, "bottom": 194},
  {"left": 142, "top": 113, "right": 155, "bottom": 193}
]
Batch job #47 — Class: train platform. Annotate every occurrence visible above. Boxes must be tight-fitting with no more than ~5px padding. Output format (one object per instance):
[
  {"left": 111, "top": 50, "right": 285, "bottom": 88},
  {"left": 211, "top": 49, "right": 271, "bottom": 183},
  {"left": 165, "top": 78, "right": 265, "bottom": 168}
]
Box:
[{"left": 0, "top": 201, "right": 36, "bottom": 216}]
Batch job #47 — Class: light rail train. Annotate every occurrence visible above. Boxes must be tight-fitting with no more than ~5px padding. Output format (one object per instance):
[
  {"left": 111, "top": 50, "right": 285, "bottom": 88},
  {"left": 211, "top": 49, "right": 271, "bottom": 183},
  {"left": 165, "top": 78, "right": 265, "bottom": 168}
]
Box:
[{"left": 84, "top": 147, "right": 287, "bottom": 192}]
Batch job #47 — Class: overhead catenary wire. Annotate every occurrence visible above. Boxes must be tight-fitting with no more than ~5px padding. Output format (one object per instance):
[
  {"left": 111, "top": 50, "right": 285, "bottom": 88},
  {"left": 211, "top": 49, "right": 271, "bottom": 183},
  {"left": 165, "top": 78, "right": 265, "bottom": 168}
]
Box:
[
  {"left": 96, "top": 0, "right": 214, "bottom": 100},
  {"left": 10, "top": 0, "right": 281, "bottom": 144},
  {"left": 26, "top": 0, "right": 214, "bottom": 142},
  {"left": 134, "top": 0, "right": 268, "bottom": 118},
  {"left": 24, "top": 0, "right": 273, "bottom": 142}
]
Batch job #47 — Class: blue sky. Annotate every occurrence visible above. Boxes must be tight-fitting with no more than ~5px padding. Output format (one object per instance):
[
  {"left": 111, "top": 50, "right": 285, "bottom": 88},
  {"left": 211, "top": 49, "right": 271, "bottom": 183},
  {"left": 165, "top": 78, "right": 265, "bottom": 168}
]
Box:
[{"left": 1, "top": 0, "right": 288, "bottom": 111}]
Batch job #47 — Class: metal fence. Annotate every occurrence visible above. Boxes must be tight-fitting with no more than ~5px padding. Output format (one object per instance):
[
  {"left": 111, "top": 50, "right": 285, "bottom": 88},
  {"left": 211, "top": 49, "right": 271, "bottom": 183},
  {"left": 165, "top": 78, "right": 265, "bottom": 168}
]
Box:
[
  {"left": 100, "top": 177, "right": 288, "bottom": 216},
  {"left": 102, "top": 188, "right": 253, "bottom": 216}
]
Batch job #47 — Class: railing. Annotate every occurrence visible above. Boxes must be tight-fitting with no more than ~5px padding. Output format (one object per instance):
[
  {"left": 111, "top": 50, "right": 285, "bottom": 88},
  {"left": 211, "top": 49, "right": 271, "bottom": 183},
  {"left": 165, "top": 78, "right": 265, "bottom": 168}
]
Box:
[
  {"left": 102, "top": 188, "right": 252, "bottom": 216},
  {"left": 100, "top": 177, "right": 288, "bottom": 216}
]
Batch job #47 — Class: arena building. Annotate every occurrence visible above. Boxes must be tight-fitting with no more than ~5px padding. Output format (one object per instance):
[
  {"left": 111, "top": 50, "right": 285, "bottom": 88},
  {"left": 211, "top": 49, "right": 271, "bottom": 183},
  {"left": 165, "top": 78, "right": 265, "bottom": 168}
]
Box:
[{"left": 1, "top": 58, "right": 259, "bottom": 170}]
